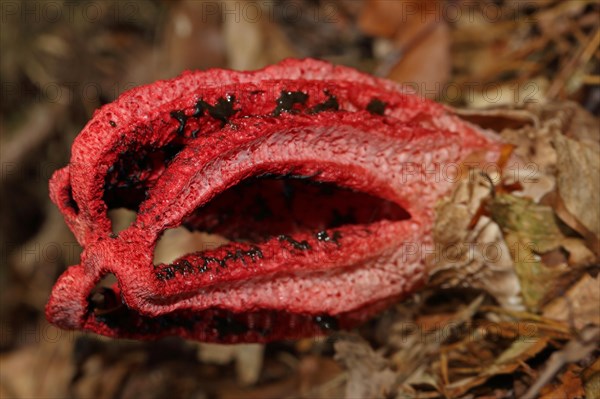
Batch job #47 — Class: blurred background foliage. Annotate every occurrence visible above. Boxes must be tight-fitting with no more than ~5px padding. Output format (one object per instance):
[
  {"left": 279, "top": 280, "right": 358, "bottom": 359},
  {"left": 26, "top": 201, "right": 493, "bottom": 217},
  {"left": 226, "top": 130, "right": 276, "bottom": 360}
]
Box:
[{"left": 0, "top": 1, "right": 598, "bottom": 398}]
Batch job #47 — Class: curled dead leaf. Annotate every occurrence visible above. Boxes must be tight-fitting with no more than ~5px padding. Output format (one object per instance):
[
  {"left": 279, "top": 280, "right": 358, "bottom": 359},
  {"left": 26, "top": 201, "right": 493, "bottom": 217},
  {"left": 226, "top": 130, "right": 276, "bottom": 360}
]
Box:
[{"left": 429, "top": 173, "right": 522, "bottom": 309}]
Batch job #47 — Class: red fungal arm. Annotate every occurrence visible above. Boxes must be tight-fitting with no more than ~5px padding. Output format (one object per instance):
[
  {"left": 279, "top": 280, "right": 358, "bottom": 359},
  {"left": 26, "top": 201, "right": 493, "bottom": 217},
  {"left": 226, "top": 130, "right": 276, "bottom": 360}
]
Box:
[{"left": 47, "top": 59, "right": 502, "bottom": 343}]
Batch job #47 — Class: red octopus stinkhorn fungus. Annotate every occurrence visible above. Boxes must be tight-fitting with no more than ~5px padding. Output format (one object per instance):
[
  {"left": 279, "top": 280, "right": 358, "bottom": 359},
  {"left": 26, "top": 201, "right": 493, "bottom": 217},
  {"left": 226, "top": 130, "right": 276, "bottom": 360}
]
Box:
[{"left": 47, "top": 59, "right": 502, "bottom": 343}]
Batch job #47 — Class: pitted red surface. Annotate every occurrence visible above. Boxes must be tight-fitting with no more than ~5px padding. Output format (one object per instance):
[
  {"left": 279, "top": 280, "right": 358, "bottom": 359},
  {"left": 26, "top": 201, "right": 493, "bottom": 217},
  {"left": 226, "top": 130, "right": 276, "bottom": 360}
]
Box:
[{"left": 47, "top": 59, "right": 501, "bottom": 342}]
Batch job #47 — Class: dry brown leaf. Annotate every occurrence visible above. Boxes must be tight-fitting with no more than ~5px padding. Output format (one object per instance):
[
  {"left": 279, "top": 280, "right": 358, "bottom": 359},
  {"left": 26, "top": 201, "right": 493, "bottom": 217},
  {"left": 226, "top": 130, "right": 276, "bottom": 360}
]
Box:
[
  {"left": 386, "top": 22, "right": 451, "bottom": 98},
  {"left": 429, "top": 174, "right": 522, "bottom": 309},
  {"left": 492, "top": 102, "right": 600, "bottom": 216},
  {"left": 359, "top": 0, "right": 416, "bottom": 39},
  {"left": 553, "top": 130, "right": 600, "bottom": 242},
  {"left": 499, "top": 113, "right": 555, "bottom": 171},
  {"left": 539, "top": 364, "right": 586, "bottom": 399},
  {"left": 552, "top": 192, "right": 600, "bottom": 255},
  {"left": 454, "top": 105, "right": 558, "bottom": 201},
  {"left": 543, "top": 273, "right": 600, "bottom": 329},
  {"left": 562, "top": 102, "right": 600, "bottom": 143},
  {"left": 359, "top": 0, "right": 450, "bottom": 97}
]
